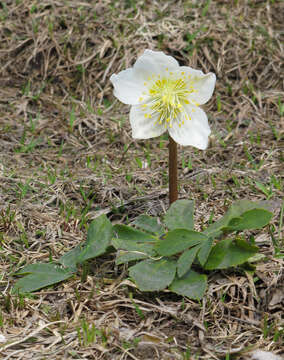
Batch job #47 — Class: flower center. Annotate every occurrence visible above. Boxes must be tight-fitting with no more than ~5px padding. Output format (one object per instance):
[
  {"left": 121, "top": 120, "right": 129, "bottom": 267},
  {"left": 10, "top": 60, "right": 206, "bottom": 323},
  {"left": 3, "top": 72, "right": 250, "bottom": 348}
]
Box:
[
  {"left": 150, "top": 78, "right": 189, "bottom": 108},
  {"left": 140, "top": 72, "right": 197, "bottom": 128}
]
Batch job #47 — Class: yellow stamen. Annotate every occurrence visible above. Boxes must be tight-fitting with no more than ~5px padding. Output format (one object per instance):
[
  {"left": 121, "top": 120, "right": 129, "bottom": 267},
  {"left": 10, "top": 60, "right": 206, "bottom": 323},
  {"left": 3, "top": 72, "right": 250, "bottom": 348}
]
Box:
[{"left": 144, "top": 72, "right": 198, "bottom": 128}]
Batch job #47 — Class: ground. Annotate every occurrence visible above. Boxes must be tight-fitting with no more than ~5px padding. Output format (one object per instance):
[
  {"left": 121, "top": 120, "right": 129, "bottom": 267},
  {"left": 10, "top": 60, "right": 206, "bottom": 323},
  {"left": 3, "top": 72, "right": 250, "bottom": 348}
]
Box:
[{"left": 0, "top": 0, "right": 283, "bottom": 359}]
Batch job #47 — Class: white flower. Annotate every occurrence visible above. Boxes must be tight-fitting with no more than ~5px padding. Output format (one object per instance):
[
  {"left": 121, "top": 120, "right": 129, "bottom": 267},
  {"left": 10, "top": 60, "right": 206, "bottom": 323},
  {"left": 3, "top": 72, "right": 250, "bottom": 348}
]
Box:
[
  {"left": 110, "top": 49, "right": 216, "bottom": 149},
  {"left": 251, "top": 350, "right": 283, "bottom": 360},
  {"left": 0, "top": 334, "right": 6, "bottom": 343}
]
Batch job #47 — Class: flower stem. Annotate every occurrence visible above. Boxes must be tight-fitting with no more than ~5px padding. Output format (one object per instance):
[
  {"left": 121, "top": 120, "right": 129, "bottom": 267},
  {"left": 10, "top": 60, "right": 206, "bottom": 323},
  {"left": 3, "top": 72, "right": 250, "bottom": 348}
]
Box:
[{"left": 169, "top": 135, "right": 178, "bottom": 205}]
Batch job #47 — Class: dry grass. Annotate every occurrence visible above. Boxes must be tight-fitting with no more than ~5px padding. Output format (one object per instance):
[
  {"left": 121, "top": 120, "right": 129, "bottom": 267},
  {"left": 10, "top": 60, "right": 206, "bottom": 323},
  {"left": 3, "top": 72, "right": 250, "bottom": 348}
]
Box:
[{"left": 0, "top": 0, "right": 283, "bottom": 359}]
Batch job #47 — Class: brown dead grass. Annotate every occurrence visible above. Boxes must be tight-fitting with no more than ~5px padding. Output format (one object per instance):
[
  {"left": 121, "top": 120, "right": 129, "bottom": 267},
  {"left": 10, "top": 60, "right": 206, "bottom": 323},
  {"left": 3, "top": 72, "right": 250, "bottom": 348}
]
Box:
[{"left": 0, "top": 0, "right": 283, "bottom": 359}]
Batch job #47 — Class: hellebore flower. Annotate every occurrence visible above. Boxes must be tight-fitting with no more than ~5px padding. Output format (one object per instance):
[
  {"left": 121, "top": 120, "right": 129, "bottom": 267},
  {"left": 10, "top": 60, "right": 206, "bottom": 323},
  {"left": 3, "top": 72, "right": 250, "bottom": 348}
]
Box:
[{"left": 110, "top": 49, "right": 216, "bottom": 149}]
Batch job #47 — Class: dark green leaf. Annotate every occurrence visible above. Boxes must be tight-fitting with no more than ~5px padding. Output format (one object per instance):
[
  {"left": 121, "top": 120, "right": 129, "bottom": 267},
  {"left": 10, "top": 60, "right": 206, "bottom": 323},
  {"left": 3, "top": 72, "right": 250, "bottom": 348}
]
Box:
[
  {"left": 155, "top": 229, "right": 207, "bottom": 256},
  {"left": 198, "top": 237, "right": 214, "bottom": 266},
  {"left": 113, "top": 224, "right": 154, "bottom": 242},
  {"left": 177, "top": 245, "right": 200, "bottom": 278},
  {"left": 115, "top": 251, "right": 148, "bottom": 265},
  {"left": 112, "top": 238, "right": 155, "bottom": 256},
  {"left": 78, "top": 215, "right": 113, "bottom": 263},
  {"left": 112, "top": 225, "right": 157, "bottom": 265},
  {"left": 225, "top": 208, "right": 273, "bottom": 231},
  {"left": 204, "top": 200, "right": 273, "bottom": 238},
  {"left": 59, "top": 215, "right": 113, "bottom": 268},
  {"left": 164, "top": 200, "right": 194, "bottom": 230},
  {"left": 204, "top": 238, "right": 258, "bottom": 270},
  {"left": 59, "top": 244, "right": 82, "bottom": 270},
  {"left": 129, "top": 259, "right": 176, "bottom": 291},
  {"left": 170, "top": 270, "right": 207, "bottom": 300},
  {"left": 13, "top": 263, "right": 74, "bottom": 293},
  {"left": 133, "top": 215, "right": 164, "bottom": 236}
]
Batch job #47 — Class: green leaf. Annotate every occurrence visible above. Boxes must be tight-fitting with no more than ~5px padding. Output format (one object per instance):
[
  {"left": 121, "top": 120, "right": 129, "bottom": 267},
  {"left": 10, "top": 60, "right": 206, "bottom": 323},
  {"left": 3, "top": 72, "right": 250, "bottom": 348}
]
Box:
[
  {"left": 155, "top": 229, "right": 207, "bottom": 256},
  {"left": 170, "top": 270, "right": 207, "bottom": 300},
  {"left": 59, "top": 215, "right": 113, "bottom": 267},
  {"left": 129, "top": 259, "right": 176, "bottom": 291},
  {"left": 59, "top": 244, "right": 83, "bottom": 270},
  {"left": 247, "top": 253, "right": 266, "bottom": 263},
  {"left": 204, "top": 200, "right": 273, "bottom": 238},
  {"left": 78, "top": 215, "right": 113, "bottom": 263},
  {"left": 13, "top": 263, "right": 74, "bottom": 293},
  {"left": 112, "top": 238, "right": 155, "bottom": 256},
  {"left": 113, "top": 224, "right": 154, "bottom": 242},
  {"left": 115, "top": 251, "right": 148, "bottom": 265},
  {"left": 112, "top": 224, "right": 157, "bottom": 265},
  {"left": 133, "top": 215, "right": 164, "bottom": 236},
  {"left": 164, "top": 200, "right": 194, "bottom": 230},
  {"left": 225, "top": 208, "right": 273, "bottom": 231},
  {"left": 198, "top": 237, "right": 214, "bottom": 266},
  {"left": 177, "top": 245, "right": 200, "bottom": 278},
  {"left": 204, "top": 238, "right": 258, "bottom": 270}
]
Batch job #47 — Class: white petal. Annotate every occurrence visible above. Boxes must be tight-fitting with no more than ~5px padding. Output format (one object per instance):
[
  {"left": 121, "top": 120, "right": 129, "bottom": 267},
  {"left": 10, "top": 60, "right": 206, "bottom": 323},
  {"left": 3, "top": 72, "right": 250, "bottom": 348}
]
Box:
[
  {"left": 110, "top": 68, "right": 144, "bottom": 105},
  {"left": 133, "top": 49, "right": 179, "bottom": 81},
  {"left": 169, "top": 105, "right": 211, "bottom": 149},
  {"left": 251, "top": 350, "right": 283, "bottom": 360},
  {"left": 179, "top": 66, "right": 216, "bottom": 105},
  {"left": 0, "top": 334, "right": 6, "bottom": 343},
  {"left": 130, "top": 105, "right": 166, "bottom": 139}
]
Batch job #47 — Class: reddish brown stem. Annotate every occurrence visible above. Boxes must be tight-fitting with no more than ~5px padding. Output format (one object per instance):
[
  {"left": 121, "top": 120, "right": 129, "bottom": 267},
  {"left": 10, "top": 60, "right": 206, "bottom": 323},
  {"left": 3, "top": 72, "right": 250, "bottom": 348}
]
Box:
[{"left": 169, "top": 135, "right": 178, "bottom": 205}]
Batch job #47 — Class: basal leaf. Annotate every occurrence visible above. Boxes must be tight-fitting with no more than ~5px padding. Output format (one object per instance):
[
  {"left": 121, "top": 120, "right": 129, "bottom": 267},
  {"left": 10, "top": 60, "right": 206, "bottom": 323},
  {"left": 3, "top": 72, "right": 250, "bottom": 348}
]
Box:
[
  {"left": 170, "top": 270, "right": 207, "bottom": 300},
  {"left": 113, "top": 224, "right": 154, "bottom": 242},
  {"left": 129, "top": 259, "right": 176, "bottom": 291},
  {"left": 13, "top": 263, "right": 74, "bottom": 293},
  {"left": 115, "top": 251, "right": 148, "bottom": 265},
  {"left": 204, "top": 238, "right": 258, "bottom": 270},
  {"left": 112, "top": 238, "right": 155, "bottom": 256},
  {"left": 177, "top": 245, "right": 200, "bottom": 278},
  {"left": 78, "top": 215, "right": 113, "bottom": 263},
  {"left": 59, "top": 244, "right": 83, "bottom": 270},
  {"left": 133, "top": 215, "right": 164, "bottom": 236},
  {"left": 155, "top": 229, "right": 207, "bottom": 256},
  {"left": 197, "top": 237, "right": 214, "bottom": 266},
  {"left": 225, "top": 208, "right": 273, "bottom": 231},
  {"left": 204, "top": 200, "right": 273, "bottom": 238},
  {"left": 164, "top": 200, "right": 194, "bottom": 230},
  {"left": 113, "top": 234, "right": 156, "bottom": 265},
  {"left": 59, "top": 215, "right": 113, "bottom": 268}
]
